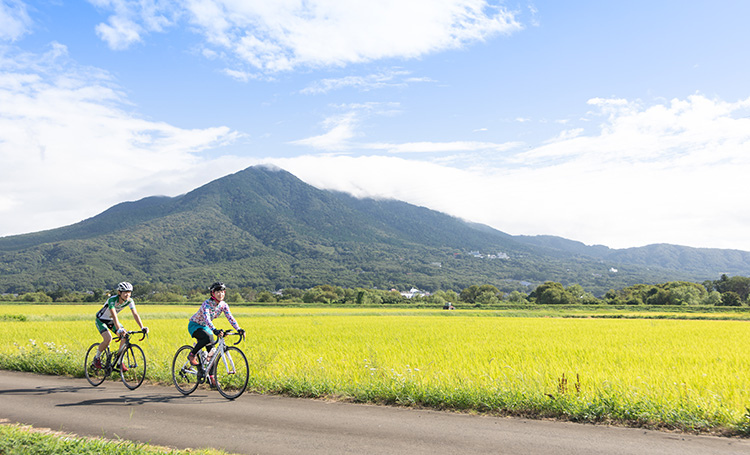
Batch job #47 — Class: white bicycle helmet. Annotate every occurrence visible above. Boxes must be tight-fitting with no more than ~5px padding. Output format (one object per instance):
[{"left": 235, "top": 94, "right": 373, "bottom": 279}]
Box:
[{"left": 117, "top": 281, "right": 133, "bottom": 292}]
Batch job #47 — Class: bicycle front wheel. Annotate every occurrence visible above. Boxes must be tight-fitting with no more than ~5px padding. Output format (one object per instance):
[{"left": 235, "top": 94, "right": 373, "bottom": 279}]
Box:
[
  {"left": 120, "top": 344, "right": 146, "bottom": 390},
  {"left": 84, "top": 342, "right": 108, "bottom": 386},
  {"left": 215, "top": 346, "right": 249, "bottom": 400},
  {"left": 172, "top": 345, "right": 200, "bottom": 395}
]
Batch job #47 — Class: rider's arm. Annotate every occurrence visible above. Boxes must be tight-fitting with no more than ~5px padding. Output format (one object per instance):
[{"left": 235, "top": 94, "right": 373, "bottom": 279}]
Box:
[
  {"left": 130, "top": 307, "right": 147, "bottom": 332},
  {"left": 222, "top": 303, "right": 241, "bottom": 331},
  {"left": 111, "top": 309, "right": 125, "bottom": 335}
]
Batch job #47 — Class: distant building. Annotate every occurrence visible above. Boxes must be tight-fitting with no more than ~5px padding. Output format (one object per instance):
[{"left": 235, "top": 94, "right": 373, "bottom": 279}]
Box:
[{"left": 401, "top": 287, "right": 429, "bottom": 298}]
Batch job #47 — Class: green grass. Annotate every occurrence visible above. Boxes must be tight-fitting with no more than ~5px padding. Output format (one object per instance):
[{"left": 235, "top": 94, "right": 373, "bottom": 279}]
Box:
[
  {"left": 0, "top": 421, "right": 233, "bottom": 455},
  {"left": 2, "top": 304, "right": 750, "bottom": 436}
]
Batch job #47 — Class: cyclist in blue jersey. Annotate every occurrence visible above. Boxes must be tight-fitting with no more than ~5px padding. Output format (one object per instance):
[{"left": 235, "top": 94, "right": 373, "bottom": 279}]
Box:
[{"left": 93, "top": 282, "right": 148, "bottom": 369}]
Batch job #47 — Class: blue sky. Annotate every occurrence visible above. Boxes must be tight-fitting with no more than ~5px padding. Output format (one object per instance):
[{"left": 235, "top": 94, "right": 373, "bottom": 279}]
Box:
[{"left": 2, "top": 1, "right": 750, "bottom": 251}]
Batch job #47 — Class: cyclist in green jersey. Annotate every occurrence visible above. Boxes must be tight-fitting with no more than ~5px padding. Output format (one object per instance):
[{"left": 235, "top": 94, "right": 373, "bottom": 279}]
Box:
[{"left": 93, "top": 282, "right": 148, "bottom": 369}]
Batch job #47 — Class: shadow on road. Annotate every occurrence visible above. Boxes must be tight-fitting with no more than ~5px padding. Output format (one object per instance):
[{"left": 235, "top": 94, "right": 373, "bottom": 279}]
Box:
[
  {"left": 56, "top": 393, "right": 194, "bottom": 407},
  {"left": 0, "top": 382, "right": 221, "bottom": 407},
  {"left": 0, "top": 385, "right": 89, "bottom": 395}
]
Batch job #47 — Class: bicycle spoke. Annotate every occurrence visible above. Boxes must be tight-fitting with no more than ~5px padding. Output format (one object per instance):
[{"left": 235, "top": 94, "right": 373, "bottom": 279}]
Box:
[
  {"left": 120, "top": 344, "right": 146, "bottom": 390},
  {"left": 172, "top": 345, "right": 200, "bottom": 395},
  {"left": 84, "top": 342, "right": 108, "bottom": 386},
  {"left": 215, "top": 346, "right": 249, "bottom": 400}
]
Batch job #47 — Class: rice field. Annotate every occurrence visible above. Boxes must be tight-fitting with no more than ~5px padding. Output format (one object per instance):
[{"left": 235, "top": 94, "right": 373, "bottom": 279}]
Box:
[{"left": 1, "top": 304, "right": 749, "bottom": 435}]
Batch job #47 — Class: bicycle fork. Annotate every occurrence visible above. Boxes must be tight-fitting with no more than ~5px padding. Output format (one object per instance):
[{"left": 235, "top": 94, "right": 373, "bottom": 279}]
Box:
[{"left": 221, "top": 350, "right": 237, "bottom": 375}]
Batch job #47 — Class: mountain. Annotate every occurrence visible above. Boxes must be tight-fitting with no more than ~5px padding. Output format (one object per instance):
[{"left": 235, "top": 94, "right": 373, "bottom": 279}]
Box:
[
  {"left": 514, "top": 235, "right": 750, "bottom": 277},
  {"left": 0, "top": 166, "right": 747, "bottom": 296}
]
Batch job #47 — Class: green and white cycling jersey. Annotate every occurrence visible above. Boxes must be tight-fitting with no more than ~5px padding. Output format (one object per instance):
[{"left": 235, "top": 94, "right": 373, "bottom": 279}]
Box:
[{"left": 96, "top": 295, "right": 135, "bottom": 322}]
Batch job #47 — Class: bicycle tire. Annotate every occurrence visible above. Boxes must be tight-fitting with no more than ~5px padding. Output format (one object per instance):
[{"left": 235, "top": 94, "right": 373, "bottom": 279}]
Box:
[
  {"left": 215, "top": 346, "right": 249, "bottom": 400},
  {"left": 172, "top": 345, "right": 200, "bottom": 395},
  {"left": 84, "top": 342, "right": 108, "bottom": 386},
  {"left": 120, "top": 343, "right": 146, "bottom": 390}
]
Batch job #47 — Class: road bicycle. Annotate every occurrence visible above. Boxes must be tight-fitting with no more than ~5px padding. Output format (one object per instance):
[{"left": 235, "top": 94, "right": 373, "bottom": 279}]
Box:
[
  {"left": 84, "top": 329, "right": 148, "bottom": 390},
  {"left": 172, "top": 329, "right": 249, "bottom": 400}
]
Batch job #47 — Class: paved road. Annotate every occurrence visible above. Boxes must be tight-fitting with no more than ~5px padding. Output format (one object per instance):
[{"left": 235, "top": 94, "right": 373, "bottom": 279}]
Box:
[{"left": 1, "top": 370, "right": 748, "bottom": 455}]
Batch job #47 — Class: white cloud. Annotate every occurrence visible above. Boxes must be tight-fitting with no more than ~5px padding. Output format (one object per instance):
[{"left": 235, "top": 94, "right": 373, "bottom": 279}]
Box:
[
  {"left": 89, "top": 0, "right": 177, "bottom": 50},
  {"left": 364, "top": 140, "right": 521, "bottom": 154},
  {"left": 270, "top": 94, "right": 750, "bottom": 251},
  {"left": 0, "top": 44, "right": 244, "bottom": 237},
  {"left": 300, "top": 69, "right": 417, "bottom": 94},
  {"left": 289, "top": 112, "right": 359, "bottom": 151},
  {"left": 289, "top": 102, "right": 520, "bottom": 157},
  {"left": 88, "top": 0, "right": 522, "bottom": 72},
  {"left": 0, "top": 0, "right": 32, "bottom": 42},
  {"left": 95, "top": 15, "right": 143, "bottom": 50}
]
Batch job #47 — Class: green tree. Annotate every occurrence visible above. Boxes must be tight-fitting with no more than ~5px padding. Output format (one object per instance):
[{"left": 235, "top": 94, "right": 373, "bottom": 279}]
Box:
[
  {"left": 21, "top": 291, "right": 53, "bottom": 303},
  {"left": 645, "top": 288, "right": 669, "bottom": 305},
  {"left": 256, "top": 291, "right": 277, "bottom": 303},
  {"left": 225, "top": 290, "right": 245, "bottom": 303},
  {"left": 475, "top": 291, "right": 500, "bottom": 305},
  {"left": 459, "top": 284, "right": 500, "bottom": 303},
  {"left": 355, "top": 290, "right": 383, "bottom": 305},
  {"left": 667, "top": 284, "right": 702, "bottom": 305},
  {"left": 702, "top": 290, "right": 722, "bottom": 306},
  {"left": 506, "top": 291, "right": 527, "bottom": 303},
  {"left": 719, "top": 291, "right": 742, "bottom": 307},
  {"left": 533, "top": 282, "right": 576, "bottom": 305},
  {"left": 150, "top": 291, "right": 187, "bottom": 303},
  {"left": 565, "top": 284, "right": 599, "bottom": 304},
  {"left": 279, "top": 288, "right": 305, "bottom": 302},
  {"left": 713, "top": 275, "right": 750, "bottom": 302}
]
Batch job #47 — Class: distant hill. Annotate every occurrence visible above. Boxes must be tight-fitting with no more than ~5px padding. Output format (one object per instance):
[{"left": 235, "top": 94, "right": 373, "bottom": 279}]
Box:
[
  {"left": 514, "top": 235, "right": 750, "bottom": 278},
  {"left": 1, "top": 166, "right": 747, "bottom": 296}
]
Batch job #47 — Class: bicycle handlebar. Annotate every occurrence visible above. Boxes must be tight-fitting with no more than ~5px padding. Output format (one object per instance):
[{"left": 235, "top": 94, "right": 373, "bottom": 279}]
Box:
[
  {"left": 114, "top": 328, "right": 148, "bottom": 343},
  {"left": 219, "top": 329, "right": 245, "bottom": 345}
]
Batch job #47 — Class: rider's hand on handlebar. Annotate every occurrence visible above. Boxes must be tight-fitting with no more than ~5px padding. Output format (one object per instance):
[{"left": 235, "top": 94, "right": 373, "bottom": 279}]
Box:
[
  {"left": 212, "top": 328, "right": 224, "bottom": 337},
  {"left": 117, "top": 327, "right": 127, "bottom": 337}
]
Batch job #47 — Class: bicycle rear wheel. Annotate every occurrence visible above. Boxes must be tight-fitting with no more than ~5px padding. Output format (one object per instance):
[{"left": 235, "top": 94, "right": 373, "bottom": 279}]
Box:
[
  {"left": 84, "top": 343, "right": 108, "bottom": 386},
  {"left": 215, "top": 346, "right": 249, "bottom": 400},
  {"left": 172, "top": 345, "right": 200, "bottom": 395},
  {"left": 120, "top": 344, "right": 146, "bottom": 390}
]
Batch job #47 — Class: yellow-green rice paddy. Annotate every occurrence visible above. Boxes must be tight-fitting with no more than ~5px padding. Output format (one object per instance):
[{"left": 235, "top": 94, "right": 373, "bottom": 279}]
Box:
[{"left": 1, "top": 304, "right": 749, "bottom": 435}]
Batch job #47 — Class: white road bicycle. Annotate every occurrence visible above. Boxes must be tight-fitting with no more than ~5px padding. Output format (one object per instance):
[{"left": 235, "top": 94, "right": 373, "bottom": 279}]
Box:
[{"left": 171, "top": 329, "right": 249, "bottom": 400}]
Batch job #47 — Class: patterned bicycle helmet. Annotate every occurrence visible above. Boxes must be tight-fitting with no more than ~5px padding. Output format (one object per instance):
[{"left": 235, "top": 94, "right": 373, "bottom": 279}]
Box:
[
  {"left": 209, "top": 282, "right": 226, "bottom": 292},
  {"left": 117, "top": 282, "right": 133, "bottom": 292}
]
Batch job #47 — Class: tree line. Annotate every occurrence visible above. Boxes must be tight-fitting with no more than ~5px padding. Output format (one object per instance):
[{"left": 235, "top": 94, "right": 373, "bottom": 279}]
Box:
[{"left": 3, "top": 274, "right": 749, "bottom": 307}]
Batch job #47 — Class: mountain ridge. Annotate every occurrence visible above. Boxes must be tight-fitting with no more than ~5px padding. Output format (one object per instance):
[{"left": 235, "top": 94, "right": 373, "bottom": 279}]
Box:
[{"left": 0, "top": 165, "right": 747, "bottom": 295}]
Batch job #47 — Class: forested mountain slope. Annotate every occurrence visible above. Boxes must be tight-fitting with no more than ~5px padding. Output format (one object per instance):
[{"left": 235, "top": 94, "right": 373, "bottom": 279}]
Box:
[{"left": 1, "top": 166, "right": 746, "bottom": 295}]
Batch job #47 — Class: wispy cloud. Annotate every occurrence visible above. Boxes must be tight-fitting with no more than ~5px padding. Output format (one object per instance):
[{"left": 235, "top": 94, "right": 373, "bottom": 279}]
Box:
[
  {"left": 0, "top": 0, "right": 32, "bottom": 41},
  {"left": 364, "top": 141, "right": 522, "bottom": 154},
  {"left": 272, "top": 94, "right": 750, "bottom": 250},
  {"left": 300, "top": 69, "right": 425, "bottom": 94},
  {"left": 88, "top": 0, "right": 177, "bottom": 50},
  {"left": 289, "top": 112, "right": 359, "bottom": 151},
  {"left": 289, "top": 103, "right": 521, "bottom": 157},
  {"left": 0, "top": 43, "right": 243, "bottom": 236},
  {"left": 86, "top": 1, "right": 522, "bottom": 74}
]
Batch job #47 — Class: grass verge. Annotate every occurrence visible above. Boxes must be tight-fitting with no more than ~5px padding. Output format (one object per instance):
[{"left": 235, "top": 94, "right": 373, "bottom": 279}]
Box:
[{"left": 0, "top": 420, "right": 233, "bottom": 455}]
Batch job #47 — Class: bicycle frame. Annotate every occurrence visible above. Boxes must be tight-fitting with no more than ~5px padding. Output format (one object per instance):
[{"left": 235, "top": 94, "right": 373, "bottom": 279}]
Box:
[
  {"left": 172, "top": 329, "right": 248, "bottom": 399},
  {"left": 113, "top": 330, "right": 147, "bottom": 363},
  {"left": 201, "top": 330, "right": 243, "bottom": 376},
  {"left": 85, "top": 328, "right": 148, "bottom": 390}
]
